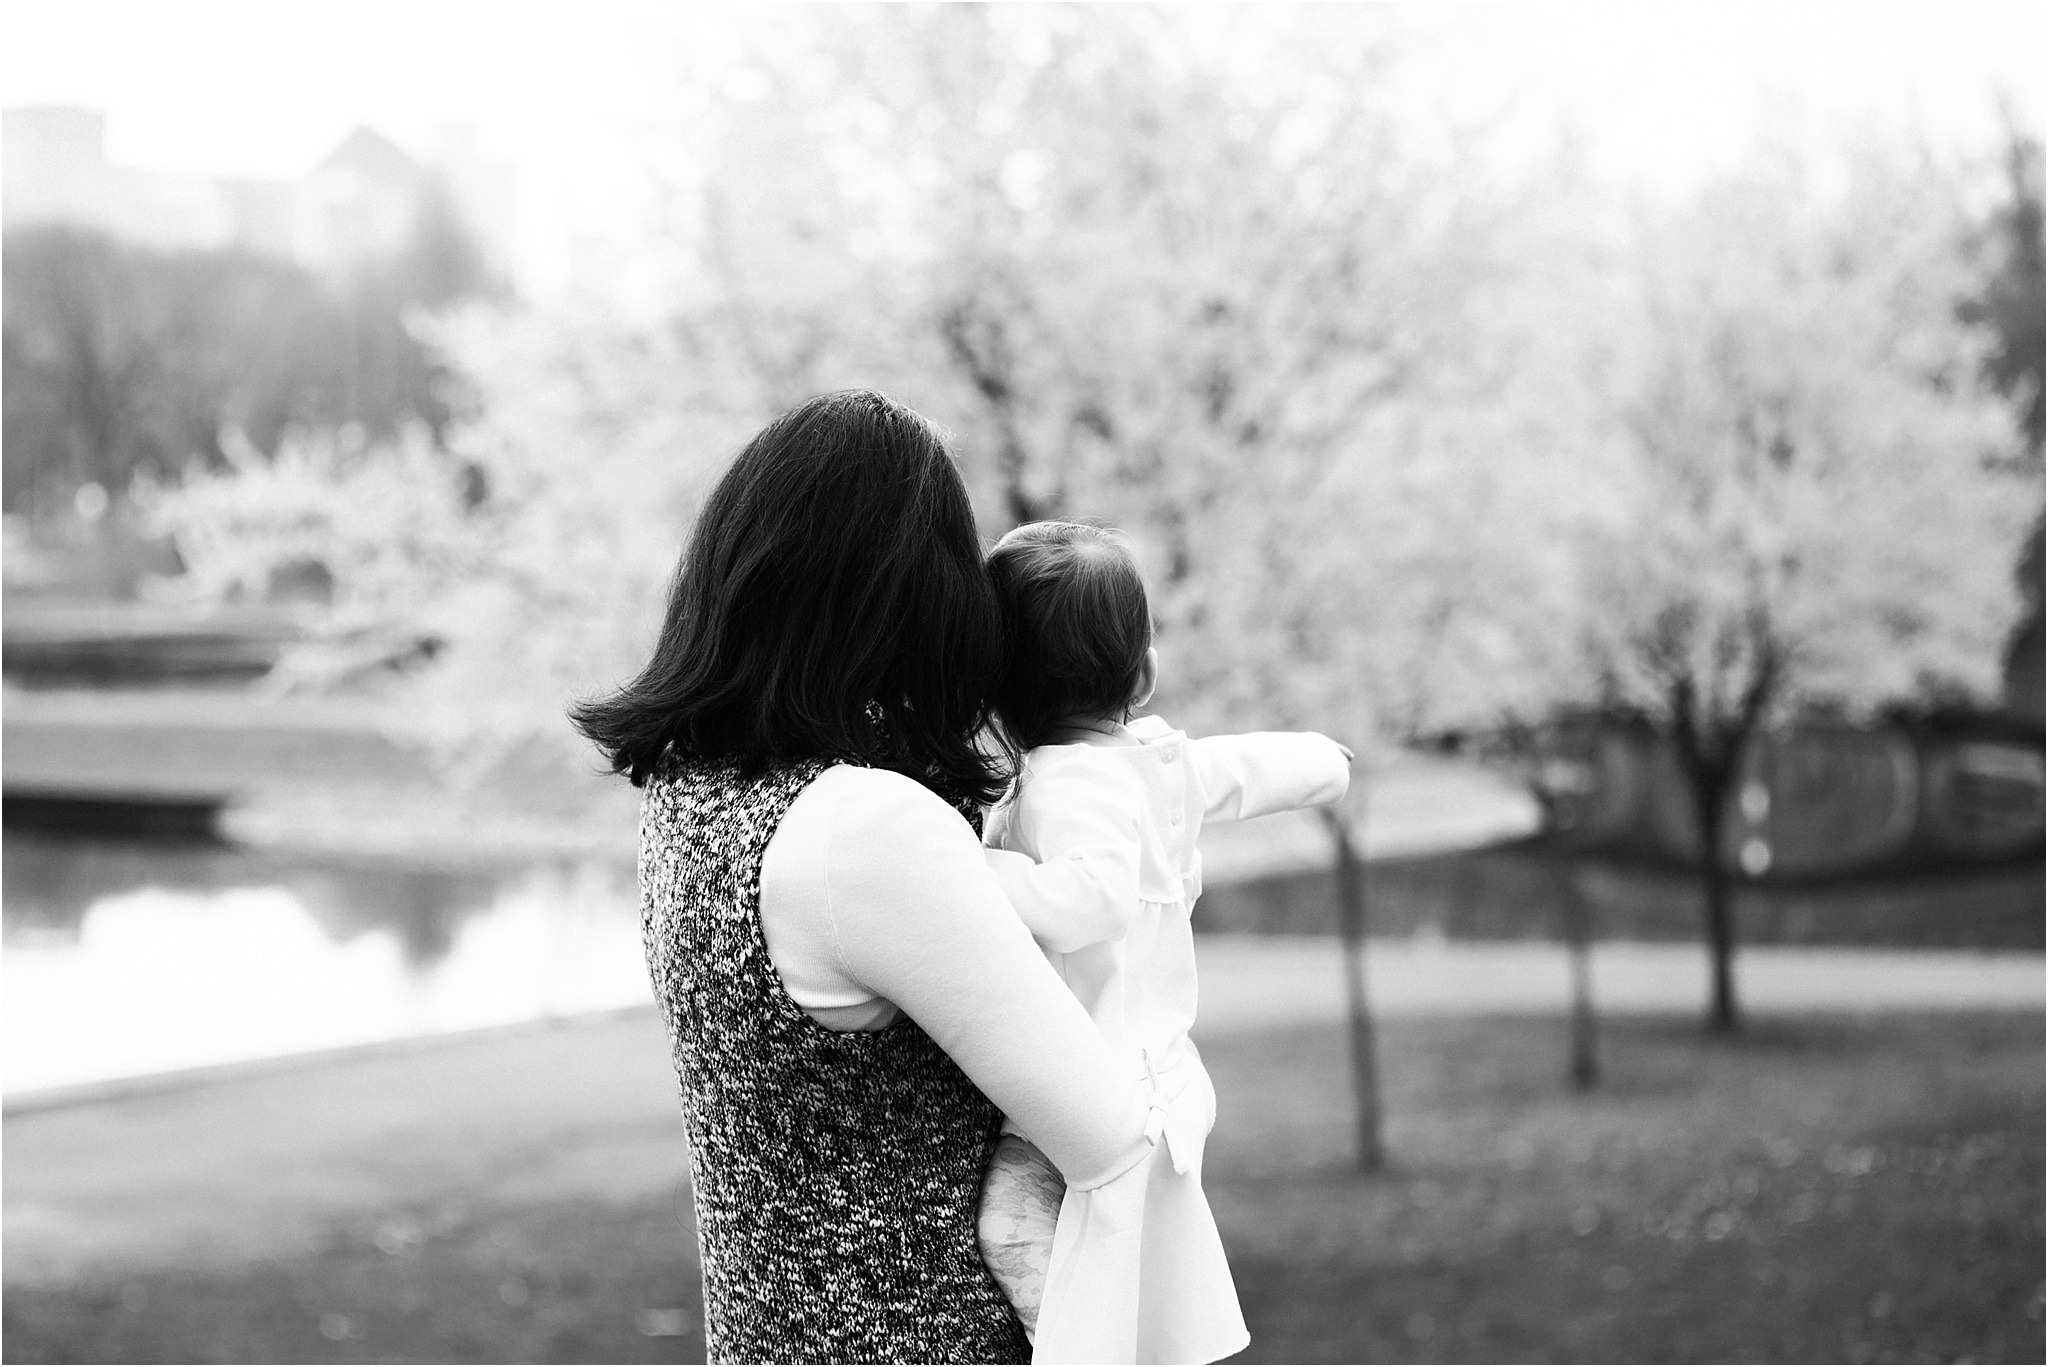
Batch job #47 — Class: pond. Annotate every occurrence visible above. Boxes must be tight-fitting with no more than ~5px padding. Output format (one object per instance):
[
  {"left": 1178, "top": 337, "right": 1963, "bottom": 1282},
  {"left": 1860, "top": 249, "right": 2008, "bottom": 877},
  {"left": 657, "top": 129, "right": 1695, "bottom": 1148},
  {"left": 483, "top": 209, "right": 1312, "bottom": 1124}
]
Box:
[{"left": 2, "top": 832, "right": 647, "bottom": 1098}]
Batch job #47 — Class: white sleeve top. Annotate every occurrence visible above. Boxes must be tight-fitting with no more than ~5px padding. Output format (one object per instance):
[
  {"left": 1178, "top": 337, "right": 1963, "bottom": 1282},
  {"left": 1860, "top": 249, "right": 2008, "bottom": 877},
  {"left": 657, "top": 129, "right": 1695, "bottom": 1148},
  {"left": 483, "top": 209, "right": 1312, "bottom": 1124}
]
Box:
[
  {"left": 979, "top": 752, "right": 1148, "bottom": 955},
  {"left": 756, "top": 764, "right": 1154, "bottom": 1191},
  {"left": 979, "top": 714, "right": 1353, "bottom": 1068},
  {"left": 975, "top": 716, "right": 1348, "bottom": 1366}
]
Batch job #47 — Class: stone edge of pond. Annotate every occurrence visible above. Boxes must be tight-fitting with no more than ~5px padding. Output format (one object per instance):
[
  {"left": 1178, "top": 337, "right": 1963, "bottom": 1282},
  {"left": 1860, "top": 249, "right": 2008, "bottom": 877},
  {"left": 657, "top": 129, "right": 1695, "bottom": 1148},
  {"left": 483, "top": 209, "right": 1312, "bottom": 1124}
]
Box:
[{"left": 216, "top": 795, "right": 639, "bottom": 873}]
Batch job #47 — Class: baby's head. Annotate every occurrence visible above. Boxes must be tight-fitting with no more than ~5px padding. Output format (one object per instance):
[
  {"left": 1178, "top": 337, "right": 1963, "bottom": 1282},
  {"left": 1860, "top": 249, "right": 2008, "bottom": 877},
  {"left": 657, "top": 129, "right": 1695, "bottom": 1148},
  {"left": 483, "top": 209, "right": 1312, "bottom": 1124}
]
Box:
[{"left": 987, "top": 520, "right": 1157, "bottom": 748}]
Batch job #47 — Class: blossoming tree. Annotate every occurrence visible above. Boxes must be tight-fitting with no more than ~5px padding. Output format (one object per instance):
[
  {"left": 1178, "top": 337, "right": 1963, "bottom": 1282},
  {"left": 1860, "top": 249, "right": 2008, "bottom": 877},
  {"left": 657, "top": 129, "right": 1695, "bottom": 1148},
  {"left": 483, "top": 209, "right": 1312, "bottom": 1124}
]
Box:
[{"left": 1553, "top": 135, "right": 2036, "bottom": 1034}]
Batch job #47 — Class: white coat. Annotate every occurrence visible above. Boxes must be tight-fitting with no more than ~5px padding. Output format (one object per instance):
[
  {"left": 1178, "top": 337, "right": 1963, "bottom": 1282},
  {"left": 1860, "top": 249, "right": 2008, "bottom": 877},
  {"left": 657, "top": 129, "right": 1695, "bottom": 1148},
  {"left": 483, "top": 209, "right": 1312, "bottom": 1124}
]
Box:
[{"left": 984, "top": 714, "right": 1352, "bottom": 1364}]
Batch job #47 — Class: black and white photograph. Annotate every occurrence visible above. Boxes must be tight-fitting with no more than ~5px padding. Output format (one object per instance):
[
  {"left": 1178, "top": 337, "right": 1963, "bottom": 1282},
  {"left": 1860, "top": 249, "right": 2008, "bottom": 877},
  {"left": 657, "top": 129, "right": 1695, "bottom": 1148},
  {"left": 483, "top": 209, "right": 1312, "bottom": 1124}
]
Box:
[{"left": 2, "top": 2, "right": 2043, "bottom": 1363}]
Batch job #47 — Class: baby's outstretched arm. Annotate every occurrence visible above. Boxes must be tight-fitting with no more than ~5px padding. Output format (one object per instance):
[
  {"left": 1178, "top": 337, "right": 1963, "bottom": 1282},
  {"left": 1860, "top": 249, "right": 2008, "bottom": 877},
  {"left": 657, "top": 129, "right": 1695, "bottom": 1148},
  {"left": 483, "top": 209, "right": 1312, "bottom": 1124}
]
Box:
[{"left": 1191, "top": 731, "right": 1353, "bottom": 823}]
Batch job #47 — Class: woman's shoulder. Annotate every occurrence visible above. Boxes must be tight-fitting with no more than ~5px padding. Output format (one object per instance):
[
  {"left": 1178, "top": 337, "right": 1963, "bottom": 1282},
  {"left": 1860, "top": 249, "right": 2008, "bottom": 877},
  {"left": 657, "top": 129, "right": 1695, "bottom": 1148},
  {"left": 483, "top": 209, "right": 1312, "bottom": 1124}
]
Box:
[
  {"left": 795, "top": 766, "right": 995, "bottom": 925},
  {"left": 770, "top": 765, "right": 987, "bottom": 927},
  {"left": 652, "top": 760, "right": 973, "bottom": 853},
  {"left": 799, "top": 764, "right": 978, "bottom": 842}
]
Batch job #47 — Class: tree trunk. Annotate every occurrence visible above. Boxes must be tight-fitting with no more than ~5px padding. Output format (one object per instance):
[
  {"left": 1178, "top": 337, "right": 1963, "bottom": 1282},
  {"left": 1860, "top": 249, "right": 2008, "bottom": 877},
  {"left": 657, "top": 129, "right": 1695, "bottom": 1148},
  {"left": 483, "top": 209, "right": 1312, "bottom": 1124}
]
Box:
[
  {"left": 1690, "top": 772, "right": 1741, "bottom": 1035},
  {"left": 1321, "top": 806, "right": 1384, "bottom": 1172},
  {"left": 1550, "top": 853, "right": 1600, "bottom": 1089}
]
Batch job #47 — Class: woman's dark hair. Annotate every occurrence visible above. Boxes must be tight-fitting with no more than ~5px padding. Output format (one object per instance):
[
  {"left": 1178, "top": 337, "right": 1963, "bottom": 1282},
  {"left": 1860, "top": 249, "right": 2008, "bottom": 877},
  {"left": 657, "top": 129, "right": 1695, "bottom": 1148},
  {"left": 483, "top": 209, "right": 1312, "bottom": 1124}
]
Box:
[
  {"left": 986, "top": 520, "right": 1153, "bottom": 749},
  {"left": 570, "top": 389, "right": 1013, "bottom": 804}
]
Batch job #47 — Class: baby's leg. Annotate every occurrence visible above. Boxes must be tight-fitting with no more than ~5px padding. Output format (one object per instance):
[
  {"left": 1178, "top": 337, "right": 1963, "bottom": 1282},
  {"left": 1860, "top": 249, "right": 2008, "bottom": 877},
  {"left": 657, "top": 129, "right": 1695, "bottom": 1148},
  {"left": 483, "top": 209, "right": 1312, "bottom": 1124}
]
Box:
[{"left": 977, "top": 1132, "right": 1067, "bottom": 1338}]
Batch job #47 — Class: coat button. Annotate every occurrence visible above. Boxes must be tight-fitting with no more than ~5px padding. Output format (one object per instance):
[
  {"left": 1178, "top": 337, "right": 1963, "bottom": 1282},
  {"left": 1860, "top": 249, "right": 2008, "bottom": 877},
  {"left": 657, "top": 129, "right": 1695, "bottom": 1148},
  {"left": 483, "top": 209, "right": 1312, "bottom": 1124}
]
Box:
[{"left": 1169, "top": 811, "right": 1183, "bottom": 825}]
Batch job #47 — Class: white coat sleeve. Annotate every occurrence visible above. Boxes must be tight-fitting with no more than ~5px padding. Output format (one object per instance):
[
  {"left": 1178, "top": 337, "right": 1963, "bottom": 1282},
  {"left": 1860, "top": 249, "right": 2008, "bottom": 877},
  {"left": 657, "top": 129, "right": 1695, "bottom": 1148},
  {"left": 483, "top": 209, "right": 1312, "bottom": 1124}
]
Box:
[
  {"left": 820, "top": 770, "right": 1154, "bottom": 1190},
  {"left": 1191, "top": 730, "right": 1353, "bottom": 822},
  {"left": 981, "top": 756, "right": 1146, "bottom": 954}
]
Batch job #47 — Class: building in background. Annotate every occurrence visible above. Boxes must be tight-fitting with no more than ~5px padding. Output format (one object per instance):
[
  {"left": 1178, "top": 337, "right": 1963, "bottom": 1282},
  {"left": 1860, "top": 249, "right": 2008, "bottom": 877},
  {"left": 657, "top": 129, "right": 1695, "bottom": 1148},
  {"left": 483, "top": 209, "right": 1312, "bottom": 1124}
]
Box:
[
  {"left": 2, "top": 105, "right": 516, "bottom": 281},
  {"left": 2, "top": 105, "right": 512, "bottom": 581}
]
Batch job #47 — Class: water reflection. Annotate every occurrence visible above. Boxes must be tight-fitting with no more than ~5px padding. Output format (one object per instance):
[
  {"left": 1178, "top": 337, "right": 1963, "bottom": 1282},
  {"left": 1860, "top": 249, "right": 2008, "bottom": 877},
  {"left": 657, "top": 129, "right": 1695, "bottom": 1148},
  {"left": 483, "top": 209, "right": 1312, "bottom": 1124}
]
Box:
[{"left": 2, "top": 833, "right": 646, "bottom": 1097}]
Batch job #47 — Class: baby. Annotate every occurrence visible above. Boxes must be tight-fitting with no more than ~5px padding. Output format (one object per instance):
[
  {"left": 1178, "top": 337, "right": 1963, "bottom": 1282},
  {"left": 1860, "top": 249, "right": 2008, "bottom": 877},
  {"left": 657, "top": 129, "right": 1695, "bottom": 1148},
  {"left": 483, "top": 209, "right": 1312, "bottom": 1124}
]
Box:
[{"left": 975, "top": 520, "right": 1352, "bottom": 1364}]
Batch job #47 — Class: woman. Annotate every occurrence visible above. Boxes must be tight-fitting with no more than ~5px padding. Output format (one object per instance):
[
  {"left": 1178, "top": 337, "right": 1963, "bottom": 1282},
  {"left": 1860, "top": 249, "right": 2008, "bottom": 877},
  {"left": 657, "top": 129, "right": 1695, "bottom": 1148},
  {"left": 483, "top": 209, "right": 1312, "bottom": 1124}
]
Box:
[{"left": 571, "top": 390, "right": 1159, "bottom": 1364}]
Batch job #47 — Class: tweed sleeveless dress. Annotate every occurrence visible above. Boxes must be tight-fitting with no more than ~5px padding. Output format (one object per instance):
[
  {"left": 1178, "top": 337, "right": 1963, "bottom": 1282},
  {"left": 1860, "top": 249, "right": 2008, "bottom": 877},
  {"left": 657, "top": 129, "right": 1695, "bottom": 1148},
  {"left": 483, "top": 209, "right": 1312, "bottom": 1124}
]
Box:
[{"left": 640, "top": 754, "right": 1033, "bottom": 1366}]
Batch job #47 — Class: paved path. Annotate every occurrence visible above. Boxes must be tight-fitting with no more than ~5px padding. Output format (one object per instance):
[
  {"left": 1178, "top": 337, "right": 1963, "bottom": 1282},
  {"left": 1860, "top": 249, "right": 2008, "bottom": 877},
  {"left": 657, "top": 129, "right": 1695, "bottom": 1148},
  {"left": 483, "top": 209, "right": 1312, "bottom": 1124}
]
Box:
[
  {"left": 5, "top": 939, "right": 2040, "bottom": 1287},
  {"left": 1195, "top": 936, "right": 2047, "bottom": 1032},
  {"left": 3, "top": 1009, "right": 687, "bottom": 1287}
]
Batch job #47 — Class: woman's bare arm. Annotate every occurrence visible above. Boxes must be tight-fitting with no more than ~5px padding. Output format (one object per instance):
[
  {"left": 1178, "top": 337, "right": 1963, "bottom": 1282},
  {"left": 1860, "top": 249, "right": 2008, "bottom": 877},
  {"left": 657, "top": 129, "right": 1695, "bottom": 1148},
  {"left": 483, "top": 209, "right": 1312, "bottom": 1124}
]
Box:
[{"left": 816, "top": 768, "right": 1154, "bottom": 1190}]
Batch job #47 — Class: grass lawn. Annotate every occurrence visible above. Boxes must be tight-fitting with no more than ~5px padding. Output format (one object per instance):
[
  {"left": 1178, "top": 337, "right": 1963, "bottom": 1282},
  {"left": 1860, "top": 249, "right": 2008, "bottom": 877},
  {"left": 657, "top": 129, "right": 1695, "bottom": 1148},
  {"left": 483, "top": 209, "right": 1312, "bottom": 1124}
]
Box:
[
  {"left": 4, "top": 1010, "right": 2040, "bottom": 1364},
  {"left": 1208, "top": 1011, "right": 2044, "bottom": 1364}
]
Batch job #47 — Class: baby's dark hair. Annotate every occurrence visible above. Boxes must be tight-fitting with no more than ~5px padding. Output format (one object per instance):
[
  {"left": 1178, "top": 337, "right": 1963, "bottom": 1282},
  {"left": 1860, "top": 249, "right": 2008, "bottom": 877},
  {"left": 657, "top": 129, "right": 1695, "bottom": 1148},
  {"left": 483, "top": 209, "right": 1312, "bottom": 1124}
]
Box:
[{"left": 987, "top": 520, "right": 1153, "bottom": 748}]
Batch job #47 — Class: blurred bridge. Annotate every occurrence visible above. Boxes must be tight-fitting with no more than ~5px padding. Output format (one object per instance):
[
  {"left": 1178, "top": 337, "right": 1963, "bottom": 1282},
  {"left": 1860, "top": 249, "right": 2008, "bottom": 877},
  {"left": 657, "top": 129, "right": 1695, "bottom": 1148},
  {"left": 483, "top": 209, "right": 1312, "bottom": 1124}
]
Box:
[{"left": 1538, "top": 716, "right": 2045, "bottom": 880}]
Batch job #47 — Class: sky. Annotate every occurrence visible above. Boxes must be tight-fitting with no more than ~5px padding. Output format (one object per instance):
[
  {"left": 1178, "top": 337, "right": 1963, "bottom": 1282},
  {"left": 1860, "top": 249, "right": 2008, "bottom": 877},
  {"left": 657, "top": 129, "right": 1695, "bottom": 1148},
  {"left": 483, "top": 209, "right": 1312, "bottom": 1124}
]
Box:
[
  {"left": 3, "top": 1, "right": 2042, "bottom": 291},
  {"left": 2, "top": 2, "right": 667, "bottom": 182},
  {"left": 1416, "top": 2, "right": 2045, "bottom": 187}
]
